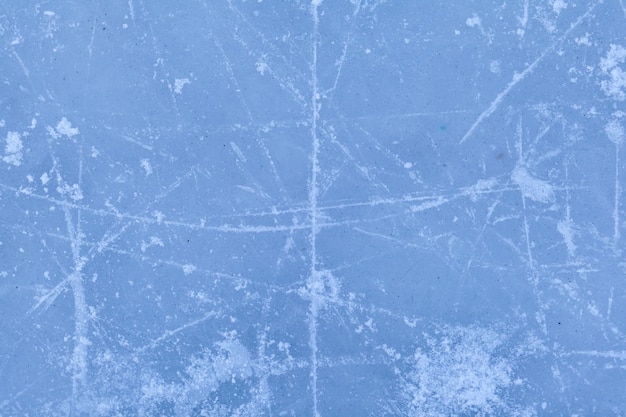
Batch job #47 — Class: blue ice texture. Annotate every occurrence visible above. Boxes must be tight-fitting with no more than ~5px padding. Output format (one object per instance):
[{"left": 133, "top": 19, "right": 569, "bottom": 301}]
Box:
[{"left": 1, "top": 1, "right": 625, "bottom": 416}]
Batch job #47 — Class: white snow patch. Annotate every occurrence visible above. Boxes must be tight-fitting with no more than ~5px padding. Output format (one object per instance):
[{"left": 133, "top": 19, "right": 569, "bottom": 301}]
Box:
[
  {"left": 255, "top": 61, "right": 269, "bottom": 75},
  {"left": 552, "top": 0, "right": 567, "bottom": 14},
  {"left": 299, "top": 269, "right": 341, "bottom": 310},
  {"left": 466, "top": 15, "right": 481, "bottom": 28},
  {"left": 511, "top": 166, "right": 555, "bottom": 203},
  {"left": 153, "top": 210, "right": 165, "bottom": 224},
  {"left": 575, "top": 34, "right": 591, "bottom": 46},
  {"left": 599, "top": 44, "right": 626, "bottom": 101},
  {"left": 173, "top": 78, "right": 190, "bottom": 94},
  {"left": 2, "top": 131, "right": 23, "bottom": 166},
  {"left": 380, "top": 344, "right": 401, "bottom": 360},
  {"left": 46, "top": 126, "right": 60, "bottom": 139},
  {"left": 402, "top": 325, "right": 514, "bottom": 416},
  {"left": 139, "top": 336, "right": 254, "bottom": 414},
  {"left": 587, "top": 302, "right": 600, "bottom": 317},
  {"left": 50, "top": 117, "right": 80, "bottom": 138},
  {"left": 140, "top": 236, "right": 164, "bottom": 252},
  {"left": 364, "top": 317, "right": 376, "bottom": 332},
  {"left": 403, "top": 162, "right": 413, "bottom": 169},
  {"left": 140, "top": 158, "right": 153, "bottom": 176},
  {"left": 182, "top": 264, "right": 197, "bottom": 275},
  {"left": 57, "top": 183, "right": 83, "bottom": 201}
]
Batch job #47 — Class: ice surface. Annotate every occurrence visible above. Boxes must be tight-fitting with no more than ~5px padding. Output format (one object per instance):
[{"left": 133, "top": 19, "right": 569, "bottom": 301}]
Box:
[{"left": 1, "top": 1, "right": 625, "bottom": 416}]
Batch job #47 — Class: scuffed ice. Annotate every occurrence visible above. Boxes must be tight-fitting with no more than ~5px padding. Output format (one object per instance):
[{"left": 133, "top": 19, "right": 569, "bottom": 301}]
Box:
[{"left": 1, "top": 1, "right": 625, "bottom": 416}]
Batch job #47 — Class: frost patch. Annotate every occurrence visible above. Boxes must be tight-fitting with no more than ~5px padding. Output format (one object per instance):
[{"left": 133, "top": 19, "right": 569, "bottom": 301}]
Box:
[
  {"left": 599, "top": 44, "right": 626, "bottom": 101},
  {"left": 575, "top": 34, "right": 591, "bottom": 46},
  {"left": 56, "top": 117, "right": 80, "bottom": 137},
  {"left": 299, "top": 269, "right": 342, "bottom": 310},
  {"left": 2, "top": 131, "right": 23, "bottom": 166},
  {"left": 152, "top": 210, "right": 165, "bottom": 224},
  {"left": 552, "top": 0, "right": 567, "bottom": 14},
  {"left": 140, "top": 236, "right": 164, "bottom": 252},
  {"left": 140, "top": 158, "right": 153, "bottom": 176},
  {"left": 182, "top": 264, "right": 196, "bottom": 275},
  {"left": 173, "top": 78, "right": 190, "bottom": 94},
  {"left": 48, "top": 117, "right": 80, "bottom": 138},
  {"left": 57, "top": 183, "right": 83, "bottom": 201},
  {"left": 40, "top": 172, "right": 50, "bottom": 185},
  {"left": 466, "top": 15, "right": 481, "bottom": 27},
  {"left": 256, "top": 60, "right": 269, "bottom": 75},
  {"left": 512, "top": 166, "right": 555, "bottom": 203},
  {"left": 139, "top": 336, "right": 256, "bottom": 416},
  {"left": 400, "top": 325, "right": 514, "bottom": 416}
]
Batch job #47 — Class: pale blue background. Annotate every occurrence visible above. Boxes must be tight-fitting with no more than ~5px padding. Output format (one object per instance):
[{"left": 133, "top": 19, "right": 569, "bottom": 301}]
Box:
[{"left": 1, "top": 1, "right": 625, "bottom": 415}]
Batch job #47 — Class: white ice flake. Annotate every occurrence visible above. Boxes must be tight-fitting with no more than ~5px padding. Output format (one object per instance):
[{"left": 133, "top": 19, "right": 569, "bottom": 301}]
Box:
[
  {"left": 152, "top": 210, "right": 165, "bottom": 224},
  {"left": 140, "top": 236, "right": 164, "bottom": 252},
  {"left": 599, "top": 44, "right": 626, "bottom": 101},
  {"left": 255, "top": 61, "right": 269, "bottom": 75},
  {"left": 140, "top": 158, "right": 153, "bottom": 176},
  {"left": 55, "top": 117, "right": 80, "bottom": 138},
  {"left": 47, "top": 117, "right": 79, "bottom": 139},
  {"left": 466, "top": 15, "right": 481, "bottom": 28},
  {"left": 182, "top": 264, "right": 196, "bottom": 275},
  {"left": 2, "top": 131, "right": 23, "bottom": 166},
  {"left": 57, "top": 183, "right": 84, "bottom": 201},
  {"left": 575, "top": 34, "right": 591, "bottom": 46},
  {"left": 552, "top": 0, "right": 567, "bottom": 15},
  {"left": 173, "top": 78, "right": 190, "bottom": 94}
]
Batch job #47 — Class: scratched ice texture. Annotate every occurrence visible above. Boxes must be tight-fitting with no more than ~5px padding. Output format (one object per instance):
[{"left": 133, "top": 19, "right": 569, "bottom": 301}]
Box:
[{"left": 1, "top": 0, "right": 625, "bottom": 416}]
